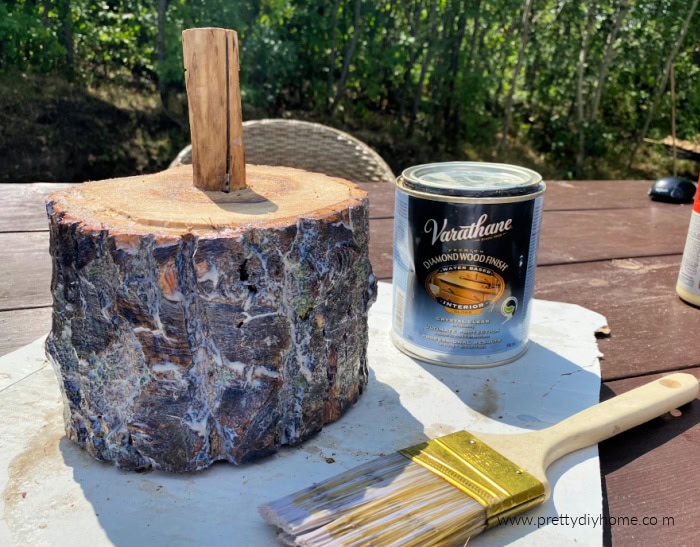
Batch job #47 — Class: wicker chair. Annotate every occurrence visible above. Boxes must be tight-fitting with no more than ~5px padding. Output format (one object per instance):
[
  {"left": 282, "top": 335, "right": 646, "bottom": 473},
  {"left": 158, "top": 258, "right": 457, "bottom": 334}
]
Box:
[{"left": 169, "top": 119, "right": 395, "bottom": 183}]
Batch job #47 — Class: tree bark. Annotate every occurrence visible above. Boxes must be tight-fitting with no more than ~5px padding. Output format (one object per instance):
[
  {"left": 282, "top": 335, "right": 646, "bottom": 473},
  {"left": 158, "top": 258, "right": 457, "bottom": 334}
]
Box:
[
  {"left": 326, "top": 0, "right": 342, "bottom": 99},
  {"left": 398, "top": 0, "right": 424, "bottom": 122},
  {"left": 589, "top": 1, "right": 630, "bottom": 122},
  {"left": 408, "top": 0, "right": 438, "bottom": 137},
  {"left": 499, "top": 0, "right": 534, "bottom": 155},
  {"left": 156, "top": 0, "right": 168, "bottom": 102},
  {"left": 330, "top": 0, "right": 362, "bottom": 113},
  {"left": 575, "top": 2, "right": 597, "bottom": 179},
  {"left": 442, "top": 0, "right": 470, "bottom": 137},
  {"left": 45, "top": 165, "right": 377, "bottom": 472},
  {"left": 57, "top": 0, "right": 74, "bottom": 76}
]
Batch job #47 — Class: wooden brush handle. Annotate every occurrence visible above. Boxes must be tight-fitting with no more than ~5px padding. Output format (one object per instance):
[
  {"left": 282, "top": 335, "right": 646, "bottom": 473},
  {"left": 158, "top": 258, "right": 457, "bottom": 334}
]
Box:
[{"left": 540, "top": 373, "right": 698, "bottom": 469}]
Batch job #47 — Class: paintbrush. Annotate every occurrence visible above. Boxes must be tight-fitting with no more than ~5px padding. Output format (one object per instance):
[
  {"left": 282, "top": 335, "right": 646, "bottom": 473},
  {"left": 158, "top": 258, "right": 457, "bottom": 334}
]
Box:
[{"left": 259, "top": 372, "right": 698, "bottom": 546}]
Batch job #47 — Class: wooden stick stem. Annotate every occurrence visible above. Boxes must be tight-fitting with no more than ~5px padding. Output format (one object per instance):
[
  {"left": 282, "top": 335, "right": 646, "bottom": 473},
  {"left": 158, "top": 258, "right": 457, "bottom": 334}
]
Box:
[{"left": 183, "top": 28, "right": 246, "bottom": 192}]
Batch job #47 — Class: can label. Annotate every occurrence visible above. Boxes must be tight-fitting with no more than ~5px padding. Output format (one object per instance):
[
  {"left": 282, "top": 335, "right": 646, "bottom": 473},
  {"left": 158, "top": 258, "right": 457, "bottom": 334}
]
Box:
[
  {"left": 677, "top": 185, "right": 700, "bottom": 305},
  {"left": 392, "top": 189, "right": 543, "bottom": 366}
]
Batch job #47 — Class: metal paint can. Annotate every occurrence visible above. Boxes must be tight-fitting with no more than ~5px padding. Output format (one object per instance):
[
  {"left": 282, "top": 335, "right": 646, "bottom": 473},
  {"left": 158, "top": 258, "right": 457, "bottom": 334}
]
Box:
[{"left": 391, "top": 162, "right": 545, "bottom": 367}]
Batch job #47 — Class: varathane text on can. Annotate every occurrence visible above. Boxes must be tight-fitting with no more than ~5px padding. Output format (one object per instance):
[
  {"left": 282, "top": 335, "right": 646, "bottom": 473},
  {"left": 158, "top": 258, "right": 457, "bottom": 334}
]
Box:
[{"left": 391, "top": 162, "right": 545, "bottom": 367}]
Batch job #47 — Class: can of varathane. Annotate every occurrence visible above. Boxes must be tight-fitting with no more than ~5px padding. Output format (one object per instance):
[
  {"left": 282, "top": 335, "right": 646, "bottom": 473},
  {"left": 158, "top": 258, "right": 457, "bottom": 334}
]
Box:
[{"left": 391, "top": 162, "right": 545, "bottom": 367}]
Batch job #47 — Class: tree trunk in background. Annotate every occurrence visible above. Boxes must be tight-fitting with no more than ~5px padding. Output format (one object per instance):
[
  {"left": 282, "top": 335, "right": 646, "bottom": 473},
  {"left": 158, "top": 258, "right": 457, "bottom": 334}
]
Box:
[
  {"left": 589, "top": 1, "right": 630, "bottom": 122},
  {"left": 377, "top": 0, "right": 397, "bottom": 108},
  {"left": 465, "top": 0, "right": 482, "bottom": 74},
  {"left": 329, "top": 0, "right": 362, "bottom": 113},
  {"left": 499, "top": 0, "right": 534, "bottom": 155},
  {"left": 57, "top": 0, "right": 74, "bottom": 77},
  {"left": 41, "top": 0, "right": 51, "bottom": 25},
  {"left": 471, "top": 19, "right": 490, "bottom": 86},
  {"left": 671, "top": 64, "right": 678, "bottom": 176},
  {"left": 326, "top": 0, "right": 342, "bottom": 100},
  {"left": 575, "top": 2, "right": 596, "bottom": 179},
  {"left": 399, "top": 1, "right": 424, "bottom": 122},
  {"left": 408, "top": 0, "right": 438, "bottom": 137},
  {"left": 442, "top": 0, "right": 470, "bottom": 138},
  {"left": 628, "top": 0, "right": 699, "bottom": 169},
  {"left": 455, "top": 0, "right": 483, "bottom": 142},
  {"left": 157, "top": 0, "right": 168, "bottom": 103}
]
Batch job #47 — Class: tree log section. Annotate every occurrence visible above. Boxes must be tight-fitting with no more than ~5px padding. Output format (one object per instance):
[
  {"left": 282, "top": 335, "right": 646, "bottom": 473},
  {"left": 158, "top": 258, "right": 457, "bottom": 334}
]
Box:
[{"left": 45, "top": 164, "right": 377, "bottom": 472}]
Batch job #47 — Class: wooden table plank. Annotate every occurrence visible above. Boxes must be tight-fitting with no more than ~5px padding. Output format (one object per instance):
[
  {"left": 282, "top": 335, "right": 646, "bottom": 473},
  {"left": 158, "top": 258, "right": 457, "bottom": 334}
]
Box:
[
  {"left": 368, "top": 218, "right": 394, "bottom": 281},
  {"left": 543, "top": 179, "right": 663, "bottom": 210},
  {"left": 0, "top": 307, "right": 52, "bottom": 356},
  {"left": 361, "top": 182, "right": 395, "bottom": 218},
  {"left": 539, "top": 207, "right": 692, "bottom": 265},
  {"left": 0, "top": 182, "right": 73, "bottom": 232},
  {"left": 363, "top": 179, "right": 670, "bottom": 213},
  {"left": 0, "top": 184, "right": 75, "bottom": 358},
  {"left": 0, "top": 232, "right": 53, "bottom": 311},
  {"left": 535, "top": 255, "right": 700, "bottom": 379},
  {"left": 599, "top": 369, "right": 700, "bottom": 546}
]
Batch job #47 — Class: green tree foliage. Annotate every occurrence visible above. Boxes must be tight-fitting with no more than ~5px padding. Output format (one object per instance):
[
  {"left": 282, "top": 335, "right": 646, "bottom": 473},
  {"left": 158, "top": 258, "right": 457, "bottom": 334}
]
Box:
[
  {"left": 2, "top": 0, "right": 700, "bottom": 177},
  {"left": 0, "top": 0, "right": 67, "bottom": 72}
]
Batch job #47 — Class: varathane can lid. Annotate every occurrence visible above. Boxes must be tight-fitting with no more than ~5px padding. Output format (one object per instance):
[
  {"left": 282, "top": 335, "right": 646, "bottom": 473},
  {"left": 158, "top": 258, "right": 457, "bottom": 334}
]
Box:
[{"left": 400, "top": 162, "right": 544, "bottom": 199}]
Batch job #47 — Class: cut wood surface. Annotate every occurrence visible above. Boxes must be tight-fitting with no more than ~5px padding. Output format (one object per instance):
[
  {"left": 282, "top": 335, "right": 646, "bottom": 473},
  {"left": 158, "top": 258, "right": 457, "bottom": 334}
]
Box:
[{"left": 47, "top": 164, "right": 364, "bottom": 236}]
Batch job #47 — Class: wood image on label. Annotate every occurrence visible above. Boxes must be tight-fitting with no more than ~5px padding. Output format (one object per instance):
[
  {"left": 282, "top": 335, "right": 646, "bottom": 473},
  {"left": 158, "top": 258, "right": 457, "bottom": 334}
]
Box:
[{"left": 427, "top": 269, "right": 505, "bottom": 313}]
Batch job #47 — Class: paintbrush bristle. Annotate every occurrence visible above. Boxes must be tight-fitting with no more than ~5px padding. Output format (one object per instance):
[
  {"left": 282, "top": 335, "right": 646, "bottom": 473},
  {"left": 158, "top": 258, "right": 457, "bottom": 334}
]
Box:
[{"left": 259, "top": 452, "right": 486, "bottom": 546}]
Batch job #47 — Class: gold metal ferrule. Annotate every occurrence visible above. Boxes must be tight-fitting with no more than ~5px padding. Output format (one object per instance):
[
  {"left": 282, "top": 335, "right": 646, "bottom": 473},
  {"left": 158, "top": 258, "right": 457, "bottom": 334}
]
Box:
[{"left": 400, "top": 431, "right": 545, "bottom": 528}]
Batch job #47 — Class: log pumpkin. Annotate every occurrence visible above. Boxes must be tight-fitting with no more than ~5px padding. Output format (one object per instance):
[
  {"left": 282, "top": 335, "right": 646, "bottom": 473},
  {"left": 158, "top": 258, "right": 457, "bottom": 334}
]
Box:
[{"left": 45, "top": 28, "right": 377, "bottom": 472}]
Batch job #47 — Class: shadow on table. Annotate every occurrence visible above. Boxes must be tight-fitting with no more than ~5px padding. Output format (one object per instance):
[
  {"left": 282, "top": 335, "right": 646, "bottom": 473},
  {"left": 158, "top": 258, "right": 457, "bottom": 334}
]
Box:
[
  {"left": 598, "top": 382, "right": 699, "bottom": 472},
  {"left": 598, "top": 382, "right": 699, "bottom": 547},
  {"left": 409, "top": 341, "right": 602, "bottom": 431},
  {"left": 59, "top": 366, "right": 426, "bottom": 547},
  {"left": 58, "top": 342, "right": 601, "bottom": 547},
  {"left": 401, "top": 341, "right": 604, "bottom": 546}
]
